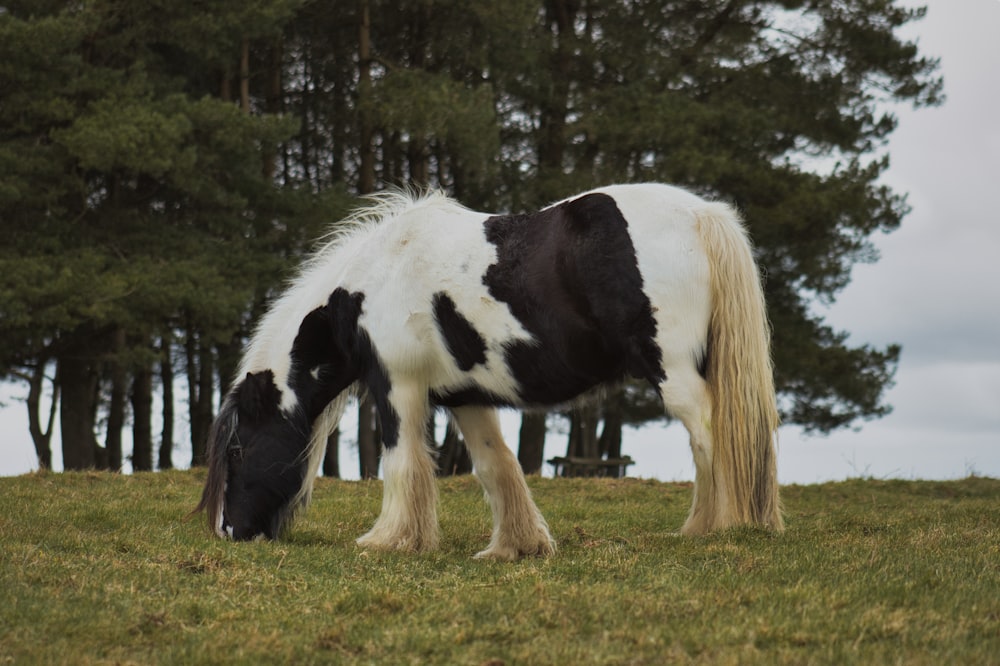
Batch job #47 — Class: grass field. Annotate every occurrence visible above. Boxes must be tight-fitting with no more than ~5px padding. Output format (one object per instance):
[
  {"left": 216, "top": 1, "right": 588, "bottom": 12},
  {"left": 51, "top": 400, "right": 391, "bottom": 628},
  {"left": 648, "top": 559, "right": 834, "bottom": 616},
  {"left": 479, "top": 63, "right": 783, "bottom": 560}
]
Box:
[{"left": 1, "top": 470, "right": 998, "bottom": 664}]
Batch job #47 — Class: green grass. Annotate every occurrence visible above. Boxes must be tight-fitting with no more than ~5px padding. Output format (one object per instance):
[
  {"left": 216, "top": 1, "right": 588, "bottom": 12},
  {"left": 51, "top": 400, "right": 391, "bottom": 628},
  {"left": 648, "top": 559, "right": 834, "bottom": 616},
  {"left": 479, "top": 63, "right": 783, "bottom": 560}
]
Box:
[{"left": 2, "top": 471, "right": 998, "bottom": 665}]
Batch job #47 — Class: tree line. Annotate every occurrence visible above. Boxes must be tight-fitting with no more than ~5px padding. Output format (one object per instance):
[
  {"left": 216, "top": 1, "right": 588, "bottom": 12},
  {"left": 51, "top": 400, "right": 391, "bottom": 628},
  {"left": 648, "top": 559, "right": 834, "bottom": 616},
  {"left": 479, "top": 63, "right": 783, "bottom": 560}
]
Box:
[{"left": 0, "top": 0, "right": 941, "bottom": 476}]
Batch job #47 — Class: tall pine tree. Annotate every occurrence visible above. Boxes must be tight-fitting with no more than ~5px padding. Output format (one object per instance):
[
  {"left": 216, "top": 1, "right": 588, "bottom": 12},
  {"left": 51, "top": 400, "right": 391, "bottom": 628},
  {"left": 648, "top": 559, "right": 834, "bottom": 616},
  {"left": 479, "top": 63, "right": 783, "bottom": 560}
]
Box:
[{"left": 1, "top": 0, "right": 941, "bottom": 472}]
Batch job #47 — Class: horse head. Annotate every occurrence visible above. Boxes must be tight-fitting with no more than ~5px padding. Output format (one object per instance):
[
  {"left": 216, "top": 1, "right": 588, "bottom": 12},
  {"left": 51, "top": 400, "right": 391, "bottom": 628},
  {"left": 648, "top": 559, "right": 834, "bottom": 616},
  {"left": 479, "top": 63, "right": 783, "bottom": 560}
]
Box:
[
  {"left": 198, "top": 370, "right": 310, "bottom": 541},
  {"left": 196, "top": 288, "right": 368, "bottom": 540}
]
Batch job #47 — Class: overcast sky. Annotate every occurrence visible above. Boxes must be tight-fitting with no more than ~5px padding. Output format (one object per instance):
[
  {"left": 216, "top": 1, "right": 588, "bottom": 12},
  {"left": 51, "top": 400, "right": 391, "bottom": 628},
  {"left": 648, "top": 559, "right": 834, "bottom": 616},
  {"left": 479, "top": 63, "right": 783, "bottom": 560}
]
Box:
[{"left": 1, "top": 1, "right": 997, "bottom": 482}]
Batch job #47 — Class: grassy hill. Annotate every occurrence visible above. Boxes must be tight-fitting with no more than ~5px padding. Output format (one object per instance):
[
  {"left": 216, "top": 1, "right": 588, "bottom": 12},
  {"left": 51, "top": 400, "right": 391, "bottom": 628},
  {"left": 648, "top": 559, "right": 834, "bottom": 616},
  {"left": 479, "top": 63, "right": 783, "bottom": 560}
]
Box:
[{"left": 1, "top": 470, "right": 998, "bottom": 664}]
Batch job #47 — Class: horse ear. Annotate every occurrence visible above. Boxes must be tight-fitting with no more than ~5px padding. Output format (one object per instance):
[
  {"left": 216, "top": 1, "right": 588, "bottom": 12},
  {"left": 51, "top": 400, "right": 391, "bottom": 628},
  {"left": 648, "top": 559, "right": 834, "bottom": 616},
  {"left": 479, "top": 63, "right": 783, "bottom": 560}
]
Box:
[
  {"left": 235, "top": 371, "right": 282, "bottom": 422},
  {"left": 326, "top": 288, "right": 365, "bottom": 360}
]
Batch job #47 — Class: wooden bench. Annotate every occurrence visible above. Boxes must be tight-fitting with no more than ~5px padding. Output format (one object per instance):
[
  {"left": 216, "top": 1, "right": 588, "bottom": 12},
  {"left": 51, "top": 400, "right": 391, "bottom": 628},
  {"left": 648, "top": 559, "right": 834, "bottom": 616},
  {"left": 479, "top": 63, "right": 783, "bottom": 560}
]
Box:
[{"left": 547, "top": 455, "right": 635, "bottom": 478}]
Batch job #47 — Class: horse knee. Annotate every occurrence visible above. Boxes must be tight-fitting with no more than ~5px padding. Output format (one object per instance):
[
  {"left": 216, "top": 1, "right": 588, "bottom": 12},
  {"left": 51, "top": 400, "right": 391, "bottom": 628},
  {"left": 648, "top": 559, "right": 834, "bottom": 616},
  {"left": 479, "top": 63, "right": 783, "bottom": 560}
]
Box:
[
  {"left": 660, "top": 376, "right": 712, "bottom": 461},
  {"left": 450, "top": 408, "right": 513, "bottom": 471}
]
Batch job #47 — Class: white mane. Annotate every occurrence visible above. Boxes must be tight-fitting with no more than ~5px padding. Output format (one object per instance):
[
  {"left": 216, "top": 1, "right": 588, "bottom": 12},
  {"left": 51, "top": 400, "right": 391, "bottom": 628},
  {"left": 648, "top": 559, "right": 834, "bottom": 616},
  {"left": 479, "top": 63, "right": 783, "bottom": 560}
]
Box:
[
  {"left": 237, "top": 188, "right": 463, "bottom": 389},
  {"left": 307, "top": 188, "right": 459, "bottom": 270}
]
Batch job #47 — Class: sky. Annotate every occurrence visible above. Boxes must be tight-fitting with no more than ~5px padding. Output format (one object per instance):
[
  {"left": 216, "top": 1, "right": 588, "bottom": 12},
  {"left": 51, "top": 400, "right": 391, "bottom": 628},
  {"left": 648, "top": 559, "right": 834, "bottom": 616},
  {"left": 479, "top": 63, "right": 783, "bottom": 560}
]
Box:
[{"left": 1, "top": 0, "right": 997, "bottom": 483}]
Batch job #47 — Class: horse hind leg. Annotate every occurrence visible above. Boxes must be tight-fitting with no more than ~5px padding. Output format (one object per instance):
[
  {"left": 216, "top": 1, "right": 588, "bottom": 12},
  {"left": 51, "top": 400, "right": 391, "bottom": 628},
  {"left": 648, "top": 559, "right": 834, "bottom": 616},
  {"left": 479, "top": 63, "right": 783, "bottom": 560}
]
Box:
[
  {"left": 451, "top": 406, "right": 555, "bottom": 560},
  {"left": 659, "top": 367, "right": 729, "bottom": 535},
  {"left": 356, "top": 382, "right": 440, "bottom": 553}
]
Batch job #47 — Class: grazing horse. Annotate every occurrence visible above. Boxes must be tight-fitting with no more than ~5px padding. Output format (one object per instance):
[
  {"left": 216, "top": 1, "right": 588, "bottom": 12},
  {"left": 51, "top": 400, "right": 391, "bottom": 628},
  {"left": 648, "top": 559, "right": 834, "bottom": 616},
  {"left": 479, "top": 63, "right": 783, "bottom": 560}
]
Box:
[{"left": 195, "top": 183, "right": 783, "bottom": 559}]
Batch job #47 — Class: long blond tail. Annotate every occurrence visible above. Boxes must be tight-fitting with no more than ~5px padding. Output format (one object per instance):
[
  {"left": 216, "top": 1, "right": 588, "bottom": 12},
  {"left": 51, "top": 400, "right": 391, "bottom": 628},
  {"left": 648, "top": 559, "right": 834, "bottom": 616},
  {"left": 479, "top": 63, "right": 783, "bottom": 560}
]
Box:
[{"left": 696, "top": 203, "right": 783, "bottom": 531}]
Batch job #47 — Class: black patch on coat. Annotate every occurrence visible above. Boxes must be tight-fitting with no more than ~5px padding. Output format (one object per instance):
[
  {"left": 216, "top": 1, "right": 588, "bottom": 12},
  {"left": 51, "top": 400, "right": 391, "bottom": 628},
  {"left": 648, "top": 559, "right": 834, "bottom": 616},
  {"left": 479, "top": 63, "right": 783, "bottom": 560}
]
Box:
[
  {"left": 357, "top": 326, "right": 400, "bottom": 449},
  {"left": 432, "top": 291, "right": 488, "bottom": 371},
  {"left": 288, "top": 308, "right": 342, "bottom": 420},
  {"left": 430, "top": 385, "right": 510, "bottom": 409},
  {"left": 482, "top": 192, "right": 664, "bottom": 406},
  {"left": 322, "top": 288, "right": 400, "bottom": 449},
  {"left": 286, "top": 288, "right": 371, "bottom": 421}
]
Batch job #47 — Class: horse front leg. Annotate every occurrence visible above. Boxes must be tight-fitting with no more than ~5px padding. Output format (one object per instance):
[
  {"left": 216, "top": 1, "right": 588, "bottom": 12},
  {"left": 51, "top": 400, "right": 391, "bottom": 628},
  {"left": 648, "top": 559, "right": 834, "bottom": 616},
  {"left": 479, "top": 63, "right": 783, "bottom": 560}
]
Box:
[
  {"left": 451, "top": 406, "right": 555, "bottom": 560},
  {"left": 356, "top": 382, "right": 440, "bottom": 553}
]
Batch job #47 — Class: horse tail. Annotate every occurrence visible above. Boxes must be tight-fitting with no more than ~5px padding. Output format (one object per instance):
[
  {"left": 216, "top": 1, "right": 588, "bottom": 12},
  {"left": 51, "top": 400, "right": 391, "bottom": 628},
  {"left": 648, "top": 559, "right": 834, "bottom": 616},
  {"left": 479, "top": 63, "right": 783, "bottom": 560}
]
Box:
[{"left": 695, "top": 203, "right": 783, "bottom": 531}]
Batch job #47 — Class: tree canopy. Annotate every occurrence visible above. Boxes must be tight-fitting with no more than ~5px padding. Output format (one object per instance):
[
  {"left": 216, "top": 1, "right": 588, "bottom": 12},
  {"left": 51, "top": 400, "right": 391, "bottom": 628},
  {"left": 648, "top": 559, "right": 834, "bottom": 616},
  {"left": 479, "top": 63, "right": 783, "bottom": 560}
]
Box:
[{"left": 0, "top": 0, "right": 941, "bottom": 471}]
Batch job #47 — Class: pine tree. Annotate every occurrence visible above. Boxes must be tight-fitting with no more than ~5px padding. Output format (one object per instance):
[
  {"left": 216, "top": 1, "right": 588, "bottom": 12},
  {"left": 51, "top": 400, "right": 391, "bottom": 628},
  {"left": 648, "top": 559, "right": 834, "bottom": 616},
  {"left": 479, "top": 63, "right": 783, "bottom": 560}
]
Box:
[
  {"left": 0, "top": 0, "right": 942, "bottom": 472},
  {"left": 0, "top": 1, "right": 308, "bottom": 468}
]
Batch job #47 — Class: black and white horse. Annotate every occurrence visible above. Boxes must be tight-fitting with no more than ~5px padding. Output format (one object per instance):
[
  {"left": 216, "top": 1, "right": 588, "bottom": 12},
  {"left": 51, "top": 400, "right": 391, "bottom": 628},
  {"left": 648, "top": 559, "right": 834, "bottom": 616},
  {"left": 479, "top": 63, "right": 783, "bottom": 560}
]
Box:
[{"left": 196, "top": 183, "right": 782, "bottom": 559}]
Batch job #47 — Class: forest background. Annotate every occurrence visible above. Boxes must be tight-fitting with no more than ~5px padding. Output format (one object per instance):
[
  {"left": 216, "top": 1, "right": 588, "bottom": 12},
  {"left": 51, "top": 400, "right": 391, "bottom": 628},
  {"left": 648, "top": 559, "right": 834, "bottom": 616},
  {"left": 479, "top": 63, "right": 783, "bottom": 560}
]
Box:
[{"left": 0, "top": 0, "right": 961, "bottom": 480}]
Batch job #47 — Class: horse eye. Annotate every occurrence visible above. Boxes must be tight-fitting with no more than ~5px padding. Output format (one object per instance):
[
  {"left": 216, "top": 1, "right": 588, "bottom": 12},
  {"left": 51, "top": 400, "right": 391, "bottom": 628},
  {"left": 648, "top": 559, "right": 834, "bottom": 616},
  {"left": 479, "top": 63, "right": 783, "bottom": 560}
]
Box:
[{"left": 228, "top": 447, "right": 245, "bottom": 462}]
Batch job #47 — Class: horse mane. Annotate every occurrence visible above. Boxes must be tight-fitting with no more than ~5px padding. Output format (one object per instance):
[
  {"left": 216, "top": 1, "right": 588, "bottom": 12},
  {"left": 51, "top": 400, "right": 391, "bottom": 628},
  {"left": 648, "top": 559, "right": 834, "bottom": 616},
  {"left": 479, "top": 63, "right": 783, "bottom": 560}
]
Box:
[
  {"left": 287, "top": 389, "right": 354, "bottom": 516},
  {"left": 192, "top": 396, "right": 238, "bottom": 536},
  {"left": 308, "top": 187, "right": 459, "bottom": 269},
  {"left": 237, "top": 188, "right": 457, "bottom": 379}
]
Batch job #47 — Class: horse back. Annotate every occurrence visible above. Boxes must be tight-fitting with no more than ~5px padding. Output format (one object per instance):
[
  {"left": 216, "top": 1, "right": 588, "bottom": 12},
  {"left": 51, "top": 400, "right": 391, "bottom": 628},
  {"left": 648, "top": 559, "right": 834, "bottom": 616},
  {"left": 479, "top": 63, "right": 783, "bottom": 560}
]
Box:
[{"left": 338, "top": 186, "right": 703, "bottom": 410}]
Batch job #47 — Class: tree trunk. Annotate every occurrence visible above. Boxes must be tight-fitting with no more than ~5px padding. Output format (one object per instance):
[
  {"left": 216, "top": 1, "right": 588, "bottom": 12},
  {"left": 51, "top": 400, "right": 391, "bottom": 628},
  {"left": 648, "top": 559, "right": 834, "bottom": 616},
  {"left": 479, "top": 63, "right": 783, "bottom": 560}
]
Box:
[
  {"left": 329, "top": 48, "right": 347, "bottom": 185},
  {"left": 185, "top": 328, "right": 200, "bottom": 463},
  {"left": 518, "top": 412, "right": 547, "bottom": 474},
  {"left": 357, "top": 0, "right": 375, "bottom": 195},
  {"left": 220, "top": 63, "right": 232, "bottom": 102},
  {"left": 599, "top": 390, "right": 626, "bottom": 478},
  {"left": 435, "top": 418, "right": 471, "bottom": 477},
  {"left": 186, "top": 327, "right": 213, "bottom": 467},
  {"left": 131, "top": 365, "right": 153, "bottom": 472},
  {"left": 408, "top": 138, "right": 429, "bottom": 189},
  {"left": 216, "top": 334, "right": 241, "bottom": 403},
  {"left": 239, "top": 38, "right": 251, "bottom": 114},
  {"left": 105, "top": 327, "right": 127, "bottom": 472},
  {"left": 357, "top": 395, "right": 380, "bottom": 479},
  {"left": 263, "top": 39, "right": 283, "bottom": 180},
  {"left": 322, "top": 429, "right": 340, "bottom": 478},
  {"left": 195, "top": 342, "right": 214, "bottom": 463},
  {"left": 58, "top": 352, "right": 100, "bottom": 470},
  {"left": 23, "top": 359, "right": 57, "bottom": 470},
  {"left": 298, "top": 45, "right": 315, "bottom": 186},
  {"left": 159, "top": 336, "right": 174, "bottom": 470},
  {"left": 383, "top": 130, "right": 402, "bottom": 185},
  {"left": 537, "top": 0, "right": 575, "bottom": 190},
  {"left": 566, "top": 403, "right": 600, "bottom": 459}
]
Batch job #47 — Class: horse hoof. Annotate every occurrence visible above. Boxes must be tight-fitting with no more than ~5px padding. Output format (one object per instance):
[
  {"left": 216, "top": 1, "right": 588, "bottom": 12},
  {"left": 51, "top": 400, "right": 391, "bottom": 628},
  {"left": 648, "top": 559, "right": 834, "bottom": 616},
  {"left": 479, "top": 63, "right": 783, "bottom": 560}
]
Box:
[
  {"left": 473, "top": 535, "right": 556, "bottom": 561},
  {"left": 356, "top": 532, "right": 438, "bottom": 553}
]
